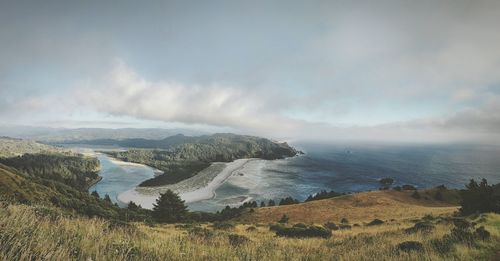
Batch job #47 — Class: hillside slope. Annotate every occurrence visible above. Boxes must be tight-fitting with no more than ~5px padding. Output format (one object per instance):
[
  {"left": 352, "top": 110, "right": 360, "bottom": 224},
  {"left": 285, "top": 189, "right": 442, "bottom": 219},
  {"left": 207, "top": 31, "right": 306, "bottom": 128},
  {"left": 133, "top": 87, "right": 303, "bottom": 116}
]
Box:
[{"left": 237, "top": 189, "right": 460, "bottom": 224}]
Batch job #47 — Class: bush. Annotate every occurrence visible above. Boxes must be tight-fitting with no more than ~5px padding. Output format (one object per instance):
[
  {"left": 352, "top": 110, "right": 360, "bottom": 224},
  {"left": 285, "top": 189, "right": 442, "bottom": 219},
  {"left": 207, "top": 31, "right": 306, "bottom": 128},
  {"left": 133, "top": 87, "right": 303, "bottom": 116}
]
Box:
[
  {"left": 393, "top": 186, "right": 402, "bottom": 191},
  {"left": 269, "top": 223, "right": 286, "bottom": 232},
  {"left": 228, "top": 234, "right": 249, "bottom": 246},
  {"left": 402, "top": 185, "right": 417, "bottom": 190},
  {"left": 188, "top": 227, "right": 214, "bottom": 239},
  {"left": 212, "top": 221, "right": 234, "bottom": 230},
  {"left": 475, "top": 226, "right": 491, "bottom": 240},
  {"left": 293, "top": 223, "right": 308, "bottom": 228},
  {"left": 278, "top": 214, "right": 289, "bottom": 224},
  {"left": 246, "top": 226, "right": 257, "bottom": 232},
  {"left": 338, "top": 224, "right": 351, "bottom": 230},
  {"left": 341, "top": 218, "right": 349, "bottom": 224},
  {"left": 367, "top": 219, "right": 384, "bottom": 226},
  {"left": 275, "top": 225, "right": 332, "bottom": 238},
  {"left": 431, "top": 238, "right": 454, "bottom": 254},
  {"left": 397, "top": 241, "right": 424, "bottom": 252},
  {"left": 411, "top": 191, "right": 421, "bottom": 199},
  {"left": 324, "top": 222, "right": 339, "bottom": 230},
  {"left": 405, "top": 221, "right": 434, "bottom": 234}
]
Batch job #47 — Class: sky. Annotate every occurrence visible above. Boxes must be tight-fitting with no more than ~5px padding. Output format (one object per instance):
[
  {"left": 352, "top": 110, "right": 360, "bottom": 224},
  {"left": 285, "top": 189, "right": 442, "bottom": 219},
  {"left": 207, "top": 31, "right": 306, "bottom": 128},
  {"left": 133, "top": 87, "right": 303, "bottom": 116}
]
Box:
[{"left": 1, "top": 0, "right": 500, "bottom": 143}]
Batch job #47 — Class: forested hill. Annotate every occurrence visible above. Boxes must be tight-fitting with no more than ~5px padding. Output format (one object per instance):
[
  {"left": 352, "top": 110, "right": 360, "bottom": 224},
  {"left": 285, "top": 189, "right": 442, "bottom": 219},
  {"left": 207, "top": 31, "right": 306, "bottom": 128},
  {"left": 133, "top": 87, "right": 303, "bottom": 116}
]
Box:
[
  {"left": 0, "top": 137, "right": 62, "bottom": 157},
  {"left": 0, "top": 137, "right": 102, "bottom": 190},
  {"left": 59, "top": 133, "right": 298, "bottom": 159},
  {"left": 103, "top": 133, "right": 299, "bottom": 187}
]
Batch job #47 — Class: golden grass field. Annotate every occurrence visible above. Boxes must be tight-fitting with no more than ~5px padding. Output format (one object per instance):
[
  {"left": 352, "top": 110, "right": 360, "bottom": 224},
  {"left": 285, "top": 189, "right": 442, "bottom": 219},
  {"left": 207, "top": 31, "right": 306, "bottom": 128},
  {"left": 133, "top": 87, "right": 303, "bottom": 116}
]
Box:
[
  {"left": 1, "top": 189, "right": 499, "bottom": 260},
  {"left": 237, "top": 189, "right": 461, "bottom": 224}
]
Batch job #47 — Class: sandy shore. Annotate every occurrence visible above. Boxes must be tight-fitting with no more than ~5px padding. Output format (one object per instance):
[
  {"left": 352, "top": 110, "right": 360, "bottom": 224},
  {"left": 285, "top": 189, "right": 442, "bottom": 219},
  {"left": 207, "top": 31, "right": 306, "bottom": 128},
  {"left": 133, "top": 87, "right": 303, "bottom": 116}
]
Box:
[
  {"left": 117, "top": 158, "right": 254, "bottom": 209},
  {"left": 107, "top": 157, "right": 164, "bottom": 175}
]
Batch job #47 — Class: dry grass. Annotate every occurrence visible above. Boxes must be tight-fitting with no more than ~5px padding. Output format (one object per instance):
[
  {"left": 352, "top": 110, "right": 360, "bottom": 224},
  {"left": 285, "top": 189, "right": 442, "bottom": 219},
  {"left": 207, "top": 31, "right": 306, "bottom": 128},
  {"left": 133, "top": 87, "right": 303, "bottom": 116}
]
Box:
[
  {"left": 0, "top": 201, "right": 499, "bottom": 261},
  {"left": 237, "top": 190, "right": 460, "bottom": 224}
]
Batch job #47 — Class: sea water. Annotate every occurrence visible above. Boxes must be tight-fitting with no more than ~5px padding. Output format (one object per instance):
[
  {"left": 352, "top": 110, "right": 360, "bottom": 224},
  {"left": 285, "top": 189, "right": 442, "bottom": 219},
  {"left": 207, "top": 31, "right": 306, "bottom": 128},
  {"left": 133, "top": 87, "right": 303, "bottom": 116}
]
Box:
[{"left": 187, "top": 142, "right": 500, "bottom": 212}]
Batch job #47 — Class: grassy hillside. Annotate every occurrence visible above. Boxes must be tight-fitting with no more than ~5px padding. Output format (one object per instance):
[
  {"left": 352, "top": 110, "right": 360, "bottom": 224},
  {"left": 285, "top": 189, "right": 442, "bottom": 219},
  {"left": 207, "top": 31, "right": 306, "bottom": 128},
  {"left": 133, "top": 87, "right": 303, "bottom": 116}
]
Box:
[
  {"left": 237, "top": 189, "right": 461, "bottom": 224},
  {"left": 0, "top": 200, "right": 498, "bottom": 260}
]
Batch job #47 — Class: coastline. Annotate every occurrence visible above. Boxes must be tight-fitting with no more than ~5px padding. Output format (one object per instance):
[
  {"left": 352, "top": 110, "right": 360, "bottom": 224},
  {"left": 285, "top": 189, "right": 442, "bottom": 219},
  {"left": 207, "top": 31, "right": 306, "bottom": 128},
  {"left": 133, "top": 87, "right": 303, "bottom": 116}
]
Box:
[
  {"left": 117, "top": 158, "right": 254, "bottom": 209},
  {"left": 107, "top": 157, "right": 164, "bottom": 175}
]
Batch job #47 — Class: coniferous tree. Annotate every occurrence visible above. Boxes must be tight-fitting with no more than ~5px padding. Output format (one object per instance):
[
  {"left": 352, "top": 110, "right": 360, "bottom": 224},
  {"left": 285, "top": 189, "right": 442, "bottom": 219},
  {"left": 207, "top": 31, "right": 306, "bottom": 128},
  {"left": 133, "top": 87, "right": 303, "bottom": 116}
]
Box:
[
  {"left": 152, "top": 189, "right": 188, "bottom": 223},
  {"left": 91, "top": 190, "right": 100, "bottom": 198},
  {"left": 104, "top": 194, "right": 112, "bottom": 203},
  {"left": 268, "top": 199, "right": 276, "bottom": 206}
]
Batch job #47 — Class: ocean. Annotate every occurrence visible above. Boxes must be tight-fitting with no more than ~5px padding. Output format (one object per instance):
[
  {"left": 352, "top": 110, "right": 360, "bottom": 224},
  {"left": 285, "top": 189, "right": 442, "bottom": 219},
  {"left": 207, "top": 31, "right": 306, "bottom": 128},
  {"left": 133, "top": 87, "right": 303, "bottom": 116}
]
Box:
[
  {"left": 86, "top": 142, "right": 500, "bottom": 212},
  {"left": 187, "top": 142, "right": 500, "bottom": 212}
]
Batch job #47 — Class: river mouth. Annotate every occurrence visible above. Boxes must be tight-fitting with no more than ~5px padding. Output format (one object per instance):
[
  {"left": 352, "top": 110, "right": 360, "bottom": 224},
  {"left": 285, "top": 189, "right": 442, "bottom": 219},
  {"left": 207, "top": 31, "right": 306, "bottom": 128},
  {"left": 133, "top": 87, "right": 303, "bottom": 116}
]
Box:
[{"left": 89, "top": 153, "right": 156, "bottom": 207}]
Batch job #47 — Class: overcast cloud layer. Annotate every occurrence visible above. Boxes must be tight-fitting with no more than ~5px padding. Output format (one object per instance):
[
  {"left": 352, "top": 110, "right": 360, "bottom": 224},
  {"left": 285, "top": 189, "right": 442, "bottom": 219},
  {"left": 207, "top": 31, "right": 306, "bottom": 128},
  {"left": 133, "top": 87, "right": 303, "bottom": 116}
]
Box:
[{"left": 1, "top": 0, "right": 500, "bottom": 143}]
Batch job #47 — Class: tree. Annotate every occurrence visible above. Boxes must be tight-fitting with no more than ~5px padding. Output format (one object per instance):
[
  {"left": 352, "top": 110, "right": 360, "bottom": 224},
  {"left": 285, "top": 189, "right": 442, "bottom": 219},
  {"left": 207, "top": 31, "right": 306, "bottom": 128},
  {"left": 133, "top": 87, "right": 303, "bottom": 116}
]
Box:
[
  {"left": 104, "top": 194, "right": 112, "bottom": 203},
  {"left": 260, "top": 201, "right": 266, "bottom": 207},
  {"left": 268, "top": 199, "right": 276, "bottom": 206},
  {"left": 91, "top": 190, "right": 100, "bottom": 198},
  {"left": 127, "top": 201, "right": 141, "bottom": 211},
  {"left": 152, "top": 189, "right": 188, "bottom": 223},
  {"left": 460, "top": 179, "right": 500, "bottom": 215}
]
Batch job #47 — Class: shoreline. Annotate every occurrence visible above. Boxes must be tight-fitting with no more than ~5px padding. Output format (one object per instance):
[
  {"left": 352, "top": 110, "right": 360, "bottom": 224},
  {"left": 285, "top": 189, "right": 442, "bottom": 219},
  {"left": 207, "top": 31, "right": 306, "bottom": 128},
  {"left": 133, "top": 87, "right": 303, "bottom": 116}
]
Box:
[
  {"left": 106, "top": 156, "right": 164, "bottom": 175},
  {"left": 117, "top": 158, "right": 254, "bottom": 209}
]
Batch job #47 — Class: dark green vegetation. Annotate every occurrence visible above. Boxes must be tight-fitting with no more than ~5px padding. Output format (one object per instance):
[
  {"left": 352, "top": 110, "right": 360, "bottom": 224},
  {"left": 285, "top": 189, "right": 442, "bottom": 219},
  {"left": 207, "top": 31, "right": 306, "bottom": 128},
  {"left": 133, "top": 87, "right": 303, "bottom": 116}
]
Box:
[
  {"left": 0, "top": 153, "right": 100, "bottom": 190},
  {"left": 152, "top": 189, "right": 188, "bottom": 223},
  {"left": 0, "top": 138, "right": 150, "bottom": 221},
  {"left": 459, "top": 178, "right": 500, "bottom": 215},
  {"left": 104, "top": 133, "right": 298, "bottom": 186},
  {"left": 271, "top": 223, "right": 332, "bottom": 238},
  {"left": 305, "top": 190, "right": 344, "bottom": 202}
]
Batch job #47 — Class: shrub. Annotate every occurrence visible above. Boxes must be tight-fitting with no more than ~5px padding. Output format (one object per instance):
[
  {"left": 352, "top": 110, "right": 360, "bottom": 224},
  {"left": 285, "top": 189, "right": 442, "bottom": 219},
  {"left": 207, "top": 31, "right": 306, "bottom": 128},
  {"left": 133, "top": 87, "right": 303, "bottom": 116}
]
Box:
[
  {"left": 246, "top": 226, "right": 257, "bottom": 232},
  {"left": 212, "top": 221, "right": 234, "bottom": 230},
  {"left": 324, "top": 222, "right": 339, "bottom": 230},
  {"left": 293, "top": 223, "right": 307, "bottom": 228},
  {"left": 405, "top": 221, "right": 434, "bottom": 234},
  {"left": 338, "top": 224, "right": 352, "bottom": 230},
  {"left": 341, "top": 218, "right": 349, "bottom": 224},
  {"left": 305, "top": 190, "right": 343, "bottom": 202},
  {"left": 269, "top": 223, "right": 286, "bottom": 232},
  {"left": 397, "top": 241, "right": 424, "bottom": 252},
  {"left": 411, "top": 191, "right": 421, "bottom": 199},
  {"left": 402, "top": 185, "right": 417, "bottom": 190},
  {"left": 475, "top": 226, "right": 491, "bottom": 240},
  {"left": 367, "top": 219, "right": 384, "bottom": 226},
  {"left": 275, "top": 225, "right": 332, "bottom": 238},
  {"left": 278, "top": 214, "right": 289, "bottom": 224},
  {"left": 188, "top": 227, "right": 214, "bottom": 239},
  {"left": 228, "top": 234, "right": 250, "bottom": 246},
  {"left": 431, "top": 238, "right": 454, "bottom": 254}
]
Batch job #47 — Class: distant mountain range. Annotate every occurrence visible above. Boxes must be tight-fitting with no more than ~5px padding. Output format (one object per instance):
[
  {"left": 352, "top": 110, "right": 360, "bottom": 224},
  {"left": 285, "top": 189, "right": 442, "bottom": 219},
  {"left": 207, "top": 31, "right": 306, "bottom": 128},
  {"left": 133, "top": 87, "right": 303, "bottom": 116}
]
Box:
[{"left": 0, "top": 126, "right": 208, "bottom": 142}]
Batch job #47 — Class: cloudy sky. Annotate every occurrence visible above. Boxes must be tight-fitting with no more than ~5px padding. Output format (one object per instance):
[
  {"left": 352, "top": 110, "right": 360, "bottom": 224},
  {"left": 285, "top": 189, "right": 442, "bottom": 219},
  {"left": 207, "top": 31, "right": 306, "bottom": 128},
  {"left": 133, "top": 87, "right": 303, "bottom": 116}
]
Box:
[{"left": 1, "top": 0, "right": 500, "bottom": 143}]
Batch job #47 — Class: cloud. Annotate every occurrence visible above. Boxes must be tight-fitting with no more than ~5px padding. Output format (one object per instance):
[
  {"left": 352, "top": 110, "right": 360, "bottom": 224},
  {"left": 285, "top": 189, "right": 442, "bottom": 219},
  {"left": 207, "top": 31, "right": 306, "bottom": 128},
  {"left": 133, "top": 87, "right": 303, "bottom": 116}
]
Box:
[{"left": 76, "top": 61, "right": 303, "bottom": 133}]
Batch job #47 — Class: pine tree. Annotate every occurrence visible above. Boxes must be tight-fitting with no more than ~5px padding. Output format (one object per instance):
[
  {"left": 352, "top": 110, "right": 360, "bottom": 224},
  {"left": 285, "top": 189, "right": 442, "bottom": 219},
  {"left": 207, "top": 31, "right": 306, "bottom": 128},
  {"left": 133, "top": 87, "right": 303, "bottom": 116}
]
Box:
[
  {"left": 152, "top": 189, "right": 188, "bottom": 223},
  {"left": 91, "top": 190, "right": 100, "bottom": 198},
  {"left": 104, "top": 194, "right": 112, "bottom": 203}
]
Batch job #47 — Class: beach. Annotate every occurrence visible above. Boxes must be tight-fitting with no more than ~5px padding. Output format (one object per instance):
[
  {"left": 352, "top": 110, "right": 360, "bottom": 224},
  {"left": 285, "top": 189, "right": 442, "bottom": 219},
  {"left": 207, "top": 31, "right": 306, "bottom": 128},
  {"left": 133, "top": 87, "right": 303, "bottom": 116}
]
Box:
[{"left": 117, "top": 158, "right": 254, "bottom": 209}]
